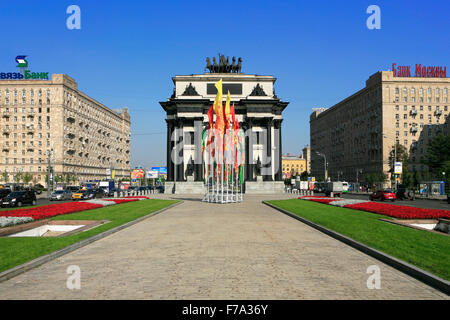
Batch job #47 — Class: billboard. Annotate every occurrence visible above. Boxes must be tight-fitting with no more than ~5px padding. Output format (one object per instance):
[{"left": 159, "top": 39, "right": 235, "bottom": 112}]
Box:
[
  {"left": 147, "top": 170, "right": 159, "bottom": 179},
  {"left": 131, "top": 169, "right": 144, "bottom": 179},
  {"left": 151, "top": 167, "right": 167, "bottom": 174}
]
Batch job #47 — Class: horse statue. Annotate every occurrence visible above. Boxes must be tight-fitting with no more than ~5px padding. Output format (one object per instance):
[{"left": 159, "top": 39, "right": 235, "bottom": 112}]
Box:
[
  {"left": 212, "top": 57, "right": 219, "bottom": 73},
  {"left": 232, "top": 57, "right": 242, "bottom": 73},
  {"left": 205, "top": 57, "right": 213, "bottom": 73},
  {"left": 226, "top": 56, "right": 231, "bottom": 73}
]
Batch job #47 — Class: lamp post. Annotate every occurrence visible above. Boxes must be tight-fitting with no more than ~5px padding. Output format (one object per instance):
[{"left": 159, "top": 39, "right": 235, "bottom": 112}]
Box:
[
  {"left": 383, "top": 135, "right": 397, "bottom": 190},
  {"left": 315, "top": 151, "right": 327, "bottom": 182}
]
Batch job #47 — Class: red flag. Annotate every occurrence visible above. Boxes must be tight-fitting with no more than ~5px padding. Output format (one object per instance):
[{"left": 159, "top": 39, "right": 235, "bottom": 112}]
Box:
[
  {"left": 230, "top": 103, "right": 236, "bottom": 124},
  {"left": 207, "top": 105, "right": 214, "bottom": 129}
]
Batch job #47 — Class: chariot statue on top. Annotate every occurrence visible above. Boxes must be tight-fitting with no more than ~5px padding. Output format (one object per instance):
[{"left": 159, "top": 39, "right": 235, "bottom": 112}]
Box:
[{"left": 205, "top": 54, "right": 242, "bottom": 73}]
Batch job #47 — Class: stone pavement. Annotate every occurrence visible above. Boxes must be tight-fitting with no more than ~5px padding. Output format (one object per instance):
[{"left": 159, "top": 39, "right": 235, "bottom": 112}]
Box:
[{"left": 0, "top": 194, "right": 447, "bottom": 299}]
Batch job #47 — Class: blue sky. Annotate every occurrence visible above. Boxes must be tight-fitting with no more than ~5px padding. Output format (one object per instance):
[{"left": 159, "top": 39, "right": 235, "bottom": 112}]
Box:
[{"left": 0, "top": 0, "right": 448, "bottom": 168}]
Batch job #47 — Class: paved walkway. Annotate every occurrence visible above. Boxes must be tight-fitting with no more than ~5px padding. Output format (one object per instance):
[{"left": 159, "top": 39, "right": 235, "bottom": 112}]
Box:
[{"left": 0, "top": 194, "right": 447, "bottom": 299}]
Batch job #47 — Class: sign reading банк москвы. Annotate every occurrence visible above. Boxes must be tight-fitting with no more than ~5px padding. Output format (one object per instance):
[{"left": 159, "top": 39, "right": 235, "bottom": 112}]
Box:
[
  {"left": 0, "top": 55, "right": 49, "bottom": 80},
  {"left": 392, "top": 63, "right": 447, "bottom": 78}
]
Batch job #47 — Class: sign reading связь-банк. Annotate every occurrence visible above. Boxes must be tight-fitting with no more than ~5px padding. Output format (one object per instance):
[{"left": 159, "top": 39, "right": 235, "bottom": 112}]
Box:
[
  {"left": 0, "top": 56, "right": 49, "bottom": 80},
  {"left": 392, "top": 63, "right": 447, "bottom": 78}
]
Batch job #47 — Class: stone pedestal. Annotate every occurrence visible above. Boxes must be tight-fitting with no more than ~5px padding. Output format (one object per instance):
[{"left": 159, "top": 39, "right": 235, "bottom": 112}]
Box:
[
  {"left": 245, "top": 181, "right": 285, "bottom": 194},
  {"left": 164, "top": 181, "right": 205, "bottom": 194}
]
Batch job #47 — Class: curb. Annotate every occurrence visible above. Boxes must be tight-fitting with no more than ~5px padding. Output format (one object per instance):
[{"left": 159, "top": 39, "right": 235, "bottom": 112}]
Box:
[
  {"left": 0, "top": 200, "right": 183, "bottom": 283},
  {"left": 263, "top": 200, "right": 450, "bottom": 296}
]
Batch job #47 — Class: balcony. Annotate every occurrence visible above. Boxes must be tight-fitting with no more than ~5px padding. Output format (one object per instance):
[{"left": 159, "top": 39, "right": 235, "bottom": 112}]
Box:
[
  {"left": 26, "top": 126, "right": 35, "bottom": 132},
  {"left": 2, "top": 111, "right": 10, "bottom": 117},
  {"left": 2, "top": 128, "right": 10, "bottom": 134},
  {"left": 435, "top": 110, "right": 442, "bottom": 116},
  {"left": 410, "top": 127, "right": 418, "bottom": 133},
  {"left": 410, "top": 109, "right": 417, "bottom": 116},
  {"left": 26, "top": 144, "right": 34, "bottom": 150},
  {"left": 67, "top": 115, "right": 75, "bottom": 123},
  {"left": 2, "top": 144, "right": 10, "bottom": 151}
]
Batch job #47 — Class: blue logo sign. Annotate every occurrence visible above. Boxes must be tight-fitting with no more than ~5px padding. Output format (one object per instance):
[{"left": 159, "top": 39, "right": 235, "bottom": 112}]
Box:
[{"left": 1, "top": 55, "right": 49, "bottom": 80}]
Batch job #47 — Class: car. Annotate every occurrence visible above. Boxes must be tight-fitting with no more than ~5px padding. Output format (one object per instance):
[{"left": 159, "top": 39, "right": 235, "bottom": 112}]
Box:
[
  {"left": 72, "top": 189, "right": 103, "bottom": 201},
  {"left": 155, "top": 185, "right": 165, "bottom": 193},
  {"left": 50, "top": 190, "right": 72, "bottom": 201},
  {"left": 0, "top": 189, "right": 11, "bottom": 202},
  {"left": 396, "top": 188, "right": 415, "bottom": 200},
  {"left": 369, "top": 189, "right": 396, "bottom": 201},
  {"left": 1, "top": 190, "right": 37, "bottom": 207}
]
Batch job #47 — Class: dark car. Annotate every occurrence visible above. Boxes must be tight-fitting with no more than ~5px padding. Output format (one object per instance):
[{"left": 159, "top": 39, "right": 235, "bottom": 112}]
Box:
[
  {"left": 396, "top": 188, "right": 415, "bottom": 200},
  {"left": 370, "top": 189, "right": 396, "bottom": 201},
  {"left": 0, "top": 189, "right": 11, "bottom": 202},
  {"left": 1, "top": 191, "right": 37, "bottom": 207}
]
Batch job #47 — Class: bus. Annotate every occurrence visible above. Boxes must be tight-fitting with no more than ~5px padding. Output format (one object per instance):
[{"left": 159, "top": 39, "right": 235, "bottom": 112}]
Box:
[{"left": 342, "top": 181, "right": 349, "bottom": 193}]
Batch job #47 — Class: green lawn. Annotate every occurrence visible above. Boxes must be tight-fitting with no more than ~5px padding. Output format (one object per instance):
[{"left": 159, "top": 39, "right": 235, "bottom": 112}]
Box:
[
  {"left": 0, "top": 199, "right": 178, "bottom": 273},
  {"left": 267, "top": 199, "right": 450, "bottom": 280}
]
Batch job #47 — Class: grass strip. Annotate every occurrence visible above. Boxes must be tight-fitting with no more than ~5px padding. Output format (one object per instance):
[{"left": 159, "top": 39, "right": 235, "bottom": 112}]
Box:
[
  {"left": 0, "top": 199, "right": 178, "bottom": 273},
  {"left": 268, "top": 199, "right": 450, "bottom": 280}
]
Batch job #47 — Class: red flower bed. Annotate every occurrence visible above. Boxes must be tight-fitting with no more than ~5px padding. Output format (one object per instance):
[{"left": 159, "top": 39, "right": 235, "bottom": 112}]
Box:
[
  {"left": 104, "top": 199, "right": 139, "bottom": 204},
  {"left": 0, "top": 202, "right": 103, "bottom": 220},
  {"left": 345, "top": 202, "right": 450, "bottom": 219}
]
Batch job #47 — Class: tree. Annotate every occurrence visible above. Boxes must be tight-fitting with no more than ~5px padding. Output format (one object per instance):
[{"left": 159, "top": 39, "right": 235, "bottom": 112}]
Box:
[
  {"left": 389, "top": 143, "right": 411, "bottom": 187},
  {"left": 23, "top": 172, "right": 32, "bottom": 186},
  {"left": 425, "top": 134, "right": 450, "bottom": 178},
  {"left": 1, "top": 172, "right": 9, "bottom": 184},
  {"left": 413, "top": 170, "right": 422, "bottom": 188},
  {"left": 300, "top": 171, "right": 309, "bottom": 181},
  {"left": 14, "top": 172, "right": 23, "bottom": 184}
]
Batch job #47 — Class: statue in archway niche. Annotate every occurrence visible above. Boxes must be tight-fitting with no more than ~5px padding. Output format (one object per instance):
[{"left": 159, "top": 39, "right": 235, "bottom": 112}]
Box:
[
  {"left": 255, "top": 157, "right": 262, "bottom": 176},
  {"left": 185, "top": 156, "right": 194, "bottom": 179}
]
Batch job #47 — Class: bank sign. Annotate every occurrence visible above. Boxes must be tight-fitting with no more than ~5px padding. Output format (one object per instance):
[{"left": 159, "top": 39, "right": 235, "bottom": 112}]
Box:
[
  {"left": 392, "top": 63, "right": 447, "bottom": 78},
  {"left": 0, "top": 56, "right": 49, "bottom": 80}
]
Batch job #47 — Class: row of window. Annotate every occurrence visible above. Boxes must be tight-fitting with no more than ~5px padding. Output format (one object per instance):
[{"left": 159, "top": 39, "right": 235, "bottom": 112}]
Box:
[
  {"left": 395, "top": 105, "right": 448, "bottom": 111},
  {"left": 1, "top": 98, "right": 51, "bottom": 105},
  {"left": 0, "top": 89, "right": 50, "bottom": 97},
  {"left": 395, "top": 96, "right": 448, "bottom": 103},
  {"left": 395, "top": 87, "right": 448, "bottom": 95}
]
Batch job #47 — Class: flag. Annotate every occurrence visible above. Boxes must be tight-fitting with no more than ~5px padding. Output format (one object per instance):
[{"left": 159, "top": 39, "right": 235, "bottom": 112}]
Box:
[
  {"left": 213, "top": 79, "right": 223, "bottom": 116},
  {"left": 207, "top": 104, "right": 214, "bottom": 129}
]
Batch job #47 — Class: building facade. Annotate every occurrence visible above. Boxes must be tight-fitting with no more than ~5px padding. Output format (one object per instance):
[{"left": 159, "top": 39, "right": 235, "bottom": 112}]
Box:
[
  {"left": 302, "top": 145, "right": 311, "bottom": 173},
  {"left": 282, "top": 153, "right": 307, "bottom": 179},
  {"left": 160, "top": 59, "right": 289, "bottom": 193},
  {"left": 0, "top": 74, "right": 131, "bottom": 185},
  {"left": 310, "top": 70, "right": 449, "bottom": 184}
]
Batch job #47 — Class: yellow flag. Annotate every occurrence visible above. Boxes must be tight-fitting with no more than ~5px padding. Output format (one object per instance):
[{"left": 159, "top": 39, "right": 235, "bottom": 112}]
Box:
[{"left": 213, "top": 79, "right": 223, "bottom": 115}]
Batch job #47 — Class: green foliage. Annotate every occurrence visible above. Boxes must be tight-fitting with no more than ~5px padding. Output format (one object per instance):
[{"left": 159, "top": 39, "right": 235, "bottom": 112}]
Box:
[
  {"left": 268, "top": 199, "right": 450, "bottom": 280},
  {"left": 22, "top": 172, "right": 32, "bottom": 185},
  {"left": 425, "top": 134, "right": 450, "bottom": 179},
  {"left": 0, "top": 199, "right": 178, "bottom": 273},
  {"left": 1, "top": 172, "right": 9, "bottom": 183},
  {"left": 300, "top": 171, "right": 309, "bottom": 181}
]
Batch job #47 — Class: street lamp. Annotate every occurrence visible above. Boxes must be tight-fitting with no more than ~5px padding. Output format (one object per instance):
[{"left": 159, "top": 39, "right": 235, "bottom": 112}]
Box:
[
  {"left": 383, "top": 135, "right": 397, "bottom": 190},
  {"left": 315, "top": 151, "right": 327, "bottom": 182}
]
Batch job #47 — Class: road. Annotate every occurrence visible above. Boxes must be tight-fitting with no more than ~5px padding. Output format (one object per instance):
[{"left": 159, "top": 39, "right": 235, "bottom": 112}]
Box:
[{"left": 313, "top": 192, "right": 450, "bottom": 210}]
